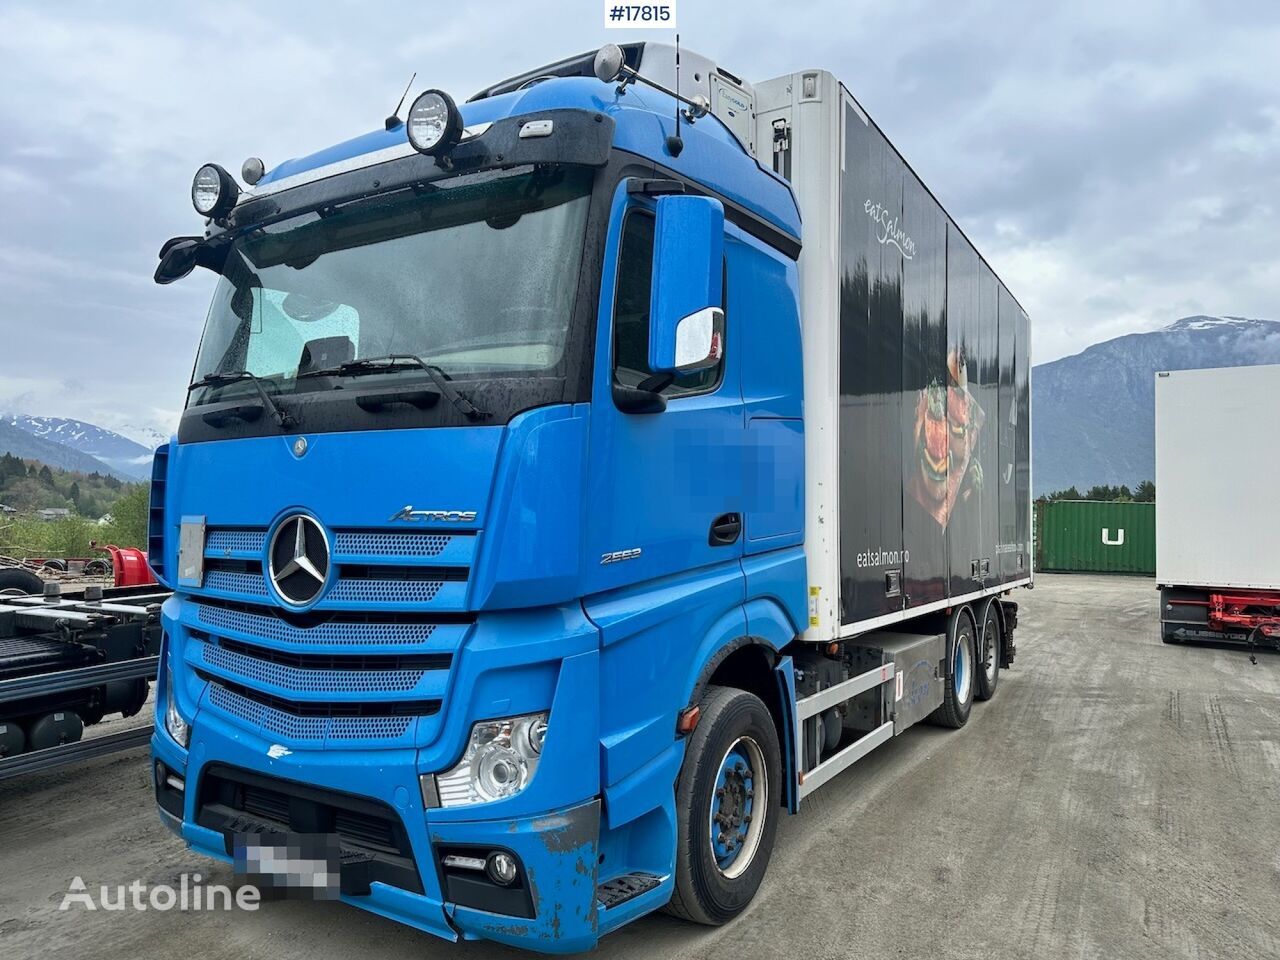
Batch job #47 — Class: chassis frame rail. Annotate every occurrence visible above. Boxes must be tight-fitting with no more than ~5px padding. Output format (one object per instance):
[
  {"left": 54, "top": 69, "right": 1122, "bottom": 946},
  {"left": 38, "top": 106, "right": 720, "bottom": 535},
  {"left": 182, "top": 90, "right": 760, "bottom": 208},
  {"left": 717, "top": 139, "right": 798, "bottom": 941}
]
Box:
[
  {"left": 0, "top": 584, "right": 169, "bottom": 779},
  {"left": 0, "top": 724, "right": 153, "bottom": 781}
]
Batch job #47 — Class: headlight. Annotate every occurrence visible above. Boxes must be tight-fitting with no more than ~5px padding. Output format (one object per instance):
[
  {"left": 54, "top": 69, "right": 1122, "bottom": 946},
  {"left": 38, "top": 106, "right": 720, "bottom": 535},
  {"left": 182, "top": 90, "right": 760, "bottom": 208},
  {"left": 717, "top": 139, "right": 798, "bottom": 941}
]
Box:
[
  {"left": 190, "top": 163, "right": 239, "bottom": 218},
  {"left": 406, "top": 89, "right": 462, "bottom": 156},
  {"left": 433, "top": 713, "right": 547, "bottom": 807},
  {"left": 164, "top": 670, "right": 191, "bottom": 749}
]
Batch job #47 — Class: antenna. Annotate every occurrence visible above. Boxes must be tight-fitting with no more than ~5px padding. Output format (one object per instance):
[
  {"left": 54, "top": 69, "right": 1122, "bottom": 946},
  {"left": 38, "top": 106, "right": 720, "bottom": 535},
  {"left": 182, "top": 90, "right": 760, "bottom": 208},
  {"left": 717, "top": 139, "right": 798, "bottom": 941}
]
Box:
[
  {"left": 666, "top": 34, "right": 684, "bottom": 157},
  {"left": 675, "top": 34, "right": 681, "bottom": 128},
  {"left": 385, "top": 72, "right": 417, "bottom": 130}
]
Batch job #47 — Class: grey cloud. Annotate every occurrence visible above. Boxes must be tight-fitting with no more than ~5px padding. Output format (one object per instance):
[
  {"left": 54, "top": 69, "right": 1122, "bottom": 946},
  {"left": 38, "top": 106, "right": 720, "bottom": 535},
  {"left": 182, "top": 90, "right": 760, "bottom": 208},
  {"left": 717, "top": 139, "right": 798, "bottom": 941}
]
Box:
[{"left": 2, "top": 1, "right": 1279, "bottom": 433}]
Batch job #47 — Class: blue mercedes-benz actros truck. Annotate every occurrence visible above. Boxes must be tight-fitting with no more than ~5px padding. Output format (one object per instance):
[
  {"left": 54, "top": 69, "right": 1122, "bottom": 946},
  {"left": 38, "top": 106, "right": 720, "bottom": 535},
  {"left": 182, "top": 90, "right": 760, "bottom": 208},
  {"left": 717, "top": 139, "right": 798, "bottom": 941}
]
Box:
[{"left": 149, "top": 42, "right": 1032, "bottom": 952}]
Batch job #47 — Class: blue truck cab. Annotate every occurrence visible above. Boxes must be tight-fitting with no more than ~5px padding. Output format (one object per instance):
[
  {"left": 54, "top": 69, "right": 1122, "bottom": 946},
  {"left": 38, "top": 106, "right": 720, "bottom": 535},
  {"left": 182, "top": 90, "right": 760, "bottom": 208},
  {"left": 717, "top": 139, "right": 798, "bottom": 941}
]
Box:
[{"left": 150, "top": 42, "right": 1030, "bottom": 952}]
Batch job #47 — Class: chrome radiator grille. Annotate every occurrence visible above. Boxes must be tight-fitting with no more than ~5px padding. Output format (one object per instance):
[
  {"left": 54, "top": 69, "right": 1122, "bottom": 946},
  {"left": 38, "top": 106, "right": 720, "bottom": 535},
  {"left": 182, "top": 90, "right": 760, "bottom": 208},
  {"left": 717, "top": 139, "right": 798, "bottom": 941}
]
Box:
[{"left": 181, "top": 524, "right": 476, "bottom": 746}]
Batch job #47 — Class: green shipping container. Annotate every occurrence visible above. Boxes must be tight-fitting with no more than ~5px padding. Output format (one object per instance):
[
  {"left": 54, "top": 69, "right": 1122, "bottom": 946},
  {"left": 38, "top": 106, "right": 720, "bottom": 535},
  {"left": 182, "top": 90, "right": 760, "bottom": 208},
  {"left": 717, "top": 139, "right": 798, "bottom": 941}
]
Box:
[{"left": 1034, "top": 500, "right": 1156, "bottom": 575}]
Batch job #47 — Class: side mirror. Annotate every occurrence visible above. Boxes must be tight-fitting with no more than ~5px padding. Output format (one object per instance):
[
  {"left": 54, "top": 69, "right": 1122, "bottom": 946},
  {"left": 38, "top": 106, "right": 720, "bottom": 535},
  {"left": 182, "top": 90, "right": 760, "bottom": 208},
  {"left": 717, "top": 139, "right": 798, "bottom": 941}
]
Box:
[
  {"left": 154, "top": 237, "right": 202, "bottom": 285},
  {"left": 647, "top": 195, "right": 725, "bottom": 375}
]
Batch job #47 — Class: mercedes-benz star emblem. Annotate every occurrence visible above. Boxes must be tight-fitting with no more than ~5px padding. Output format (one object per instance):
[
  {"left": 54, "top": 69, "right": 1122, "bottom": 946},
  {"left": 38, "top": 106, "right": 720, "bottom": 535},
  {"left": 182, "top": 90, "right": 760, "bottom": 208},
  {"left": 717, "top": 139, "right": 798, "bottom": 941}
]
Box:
[{"left": 267, "top": 514, "right": 330, "bottom": 606}]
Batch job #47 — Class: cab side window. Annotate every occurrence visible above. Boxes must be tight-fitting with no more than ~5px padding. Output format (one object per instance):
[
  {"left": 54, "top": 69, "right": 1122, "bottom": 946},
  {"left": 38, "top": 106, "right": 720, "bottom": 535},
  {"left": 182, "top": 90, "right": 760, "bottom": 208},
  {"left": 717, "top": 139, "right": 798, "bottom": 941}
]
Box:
[{"left": 612, "top": 211, "right": 723, "bottom": 397}]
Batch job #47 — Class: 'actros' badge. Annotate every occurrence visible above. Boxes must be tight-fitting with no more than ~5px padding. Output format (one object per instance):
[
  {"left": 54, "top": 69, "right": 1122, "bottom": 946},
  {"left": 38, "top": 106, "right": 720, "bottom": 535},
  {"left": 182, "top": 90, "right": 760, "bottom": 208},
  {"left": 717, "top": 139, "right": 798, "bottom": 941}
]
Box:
[{"left": 389, "top": 505, "right": 478, "bottom": 523}]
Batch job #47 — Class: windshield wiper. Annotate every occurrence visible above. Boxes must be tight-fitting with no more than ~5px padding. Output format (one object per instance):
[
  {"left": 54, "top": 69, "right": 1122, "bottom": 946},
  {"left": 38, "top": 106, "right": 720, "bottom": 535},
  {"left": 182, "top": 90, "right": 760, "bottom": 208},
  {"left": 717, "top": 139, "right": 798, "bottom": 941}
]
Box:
[
  {"left": 188, "top": 371, "right": 296, "bottom": 428},
  {"left": 300, "top": 354, "right": 487, "bottom": 421}
]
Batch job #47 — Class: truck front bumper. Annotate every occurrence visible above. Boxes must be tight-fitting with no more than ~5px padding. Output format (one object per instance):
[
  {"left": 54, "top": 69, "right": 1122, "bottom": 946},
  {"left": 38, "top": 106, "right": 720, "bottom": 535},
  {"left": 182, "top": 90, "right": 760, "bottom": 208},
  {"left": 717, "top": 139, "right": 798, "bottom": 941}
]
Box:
[{"left": 151, "top": 722, "right": 603, "bottom": 953}]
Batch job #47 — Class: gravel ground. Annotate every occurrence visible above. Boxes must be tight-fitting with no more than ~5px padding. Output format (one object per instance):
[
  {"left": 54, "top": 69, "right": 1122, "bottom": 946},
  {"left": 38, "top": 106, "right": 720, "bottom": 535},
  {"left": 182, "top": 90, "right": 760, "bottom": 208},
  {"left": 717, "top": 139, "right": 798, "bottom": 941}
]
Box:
[{"left": 1, "top": 573, "right": 1277, "bottom": 959}]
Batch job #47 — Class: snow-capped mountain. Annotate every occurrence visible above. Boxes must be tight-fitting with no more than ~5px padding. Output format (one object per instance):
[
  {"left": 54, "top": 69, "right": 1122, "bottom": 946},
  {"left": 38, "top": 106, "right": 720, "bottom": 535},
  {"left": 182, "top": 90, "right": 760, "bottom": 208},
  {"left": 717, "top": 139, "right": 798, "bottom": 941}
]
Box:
[
  {"left": 0, "top": 419, "right": 129, "bottom": 478},
  {"left": 112, "top": 423, "right": 171, "bottom": 452},
  {"left": 1032, "top": 315, "right": 1280, "bottom": 495},
  {"left": 4, "top": 314, "right": 1276, "bottom": 494},
  {"left": 0, "top": 415, "right": 159, "bottom": 480}
]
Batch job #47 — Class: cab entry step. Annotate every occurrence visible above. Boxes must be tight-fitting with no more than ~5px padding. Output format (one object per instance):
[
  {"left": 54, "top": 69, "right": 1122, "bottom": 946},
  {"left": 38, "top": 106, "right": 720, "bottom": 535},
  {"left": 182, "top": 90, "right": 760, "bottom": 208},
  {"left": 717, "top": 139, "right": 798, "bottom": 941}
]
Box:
[{"left": 596, "top": 872, "right": 663, "bottom": 909}]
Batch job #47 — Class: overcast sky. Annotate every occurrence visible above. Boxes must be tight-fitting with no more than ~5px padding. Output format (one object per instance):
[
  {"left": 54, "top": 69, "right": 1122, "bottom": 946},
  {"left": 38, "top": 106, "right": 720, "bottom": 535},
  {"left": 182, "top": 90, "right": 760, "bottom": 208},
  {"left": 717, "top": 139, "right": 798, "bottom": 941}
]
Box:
[{"left": 1, "top": 0, "right": 1277, "bottom": 436}]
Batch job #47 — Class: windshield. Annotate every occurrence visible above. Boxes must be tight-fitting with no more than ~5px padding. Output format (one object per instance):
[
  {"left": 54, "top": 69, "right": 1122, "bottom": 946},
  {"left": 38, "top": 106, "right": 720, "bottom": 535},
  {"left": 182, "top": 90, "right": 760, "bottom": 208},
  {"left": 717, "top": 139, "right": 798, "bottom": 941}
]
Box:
[{"left": 189, "top": 165, "right": 593, "bottom": 404}]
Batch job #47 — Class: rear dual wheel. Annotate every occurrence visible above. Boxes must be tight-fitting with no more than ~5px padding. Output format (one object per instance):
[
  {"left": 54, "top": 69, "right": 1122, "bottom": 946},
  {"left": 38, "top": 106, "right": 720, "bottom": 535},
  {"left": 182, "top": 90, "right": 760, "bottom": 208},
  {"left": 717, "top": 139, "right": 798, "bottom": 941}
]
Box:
[
  {"left": 975, "top": 600, "right": 1001, "bottom": 701},
  {"left": 931, "top": 608, "right": 976, "bottom": 728}
]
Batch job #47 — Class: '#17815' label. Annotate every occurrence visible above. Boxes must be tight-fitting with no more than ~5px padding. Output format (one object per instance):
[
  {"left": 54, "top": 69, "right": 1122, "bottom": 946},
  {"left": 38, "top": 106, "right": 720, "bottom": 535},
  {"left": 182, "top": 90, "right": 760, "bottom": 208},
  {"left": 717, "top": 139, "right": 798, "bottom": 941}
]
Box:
[{"left": 604, "top": 2, "right": 676, "bottom": 28}]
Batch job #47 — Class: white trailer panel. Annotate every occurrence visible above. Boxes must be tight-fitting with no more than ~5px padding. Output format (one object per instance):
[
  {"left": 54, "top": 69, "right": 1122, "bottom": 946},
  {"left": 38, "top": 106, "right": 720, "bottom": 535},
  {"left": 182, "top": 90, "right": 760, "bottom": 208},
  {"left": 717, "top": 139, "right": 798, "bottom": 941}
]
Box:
[{"left": 1155, "top": 364, "right": 1280, "bottom": 591}]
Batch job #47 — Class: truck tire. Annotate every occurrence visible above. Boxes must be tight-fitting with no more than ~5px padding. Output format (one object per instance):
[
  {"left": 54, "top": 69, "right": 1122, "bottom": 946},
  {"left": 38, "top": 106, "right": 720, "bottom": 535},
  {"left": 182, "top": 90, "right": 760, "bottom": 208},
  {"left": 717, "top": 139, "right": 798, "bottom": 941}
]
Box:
[
  {"left": 666, "top": 685, "right": 781, "bottom": 926},
  {"left": 930, "top": 608, "right": 975, "bottom": 728},
  {"left": 975, "top": 600, "right": 1000, "bottom": 701},
  {"left": 0, "top": 568, "right": 44, "bottom": 596}
]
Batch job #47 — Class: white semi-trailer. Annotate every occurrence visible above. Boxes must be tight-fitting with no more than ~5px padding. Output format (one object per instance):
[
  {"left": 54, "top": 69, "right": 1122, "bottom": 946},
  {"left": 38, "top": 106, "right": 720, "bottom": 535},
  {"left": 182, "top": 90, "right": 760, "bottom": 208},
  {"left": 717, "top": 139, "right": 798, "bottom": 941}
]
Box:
[{"left": 1156, "top": 364, "right": 1280, "bottom": 648}]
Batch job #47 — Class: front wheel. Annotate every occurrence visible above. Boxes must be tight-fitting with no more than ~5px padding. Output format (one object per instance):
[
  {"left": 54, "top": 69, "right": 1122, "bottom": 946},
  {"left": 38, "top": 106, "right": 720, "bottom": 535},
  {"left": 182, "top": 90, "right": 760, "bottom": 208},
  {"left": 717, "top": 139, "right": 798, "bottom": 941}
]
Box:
[{"left": 666, "top": 685, "right": 782, "bottom": 925}]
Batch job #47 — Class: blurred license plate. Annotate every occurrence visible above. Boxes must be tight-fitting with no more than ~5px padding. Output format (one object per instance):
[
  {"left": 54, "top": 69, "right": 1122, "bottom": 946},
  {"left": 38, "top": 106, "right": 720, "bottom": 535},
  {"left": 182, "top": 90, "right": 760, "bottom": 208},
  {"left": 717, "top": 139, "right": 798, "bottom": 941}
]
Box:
[{"left": 233, "top": 832, "right": 341, "bottom": 900}]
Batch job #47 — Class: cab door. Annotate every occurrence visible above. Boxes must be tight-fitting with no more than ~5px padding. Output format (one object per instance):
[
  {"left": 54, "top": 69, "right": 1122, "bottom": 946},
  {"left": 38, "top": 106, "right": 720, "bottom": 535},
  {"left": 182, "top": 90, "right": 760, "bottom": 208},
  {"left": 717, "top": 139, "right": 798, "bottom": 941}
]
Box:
[{"left": 581, "top": 185, "right": 745, "bottom": 598}]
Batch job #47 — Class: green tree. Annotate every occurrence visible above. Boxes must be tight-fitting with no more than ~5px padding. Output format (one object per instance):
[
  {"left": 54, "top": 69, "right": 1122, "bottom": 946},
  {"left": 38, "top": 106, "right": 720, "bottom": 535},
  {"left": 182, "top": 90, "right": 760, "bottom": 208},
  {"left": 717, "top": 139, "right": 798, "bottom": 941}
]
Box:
[
  {"left": 4, "top": 478, "right": 70, "bottom": 511},
  {"left": 1133, "top": 480, "right": 1156, "bottom": 502},
  {"left": 1044, "top": 485, "right": 1082, "bottom": 501},
  {"left": 109, "top": 483, "right": 150, "bottom": 549},
  {"left": 0, "top": 453, "right": 23, "bottom": 483}
]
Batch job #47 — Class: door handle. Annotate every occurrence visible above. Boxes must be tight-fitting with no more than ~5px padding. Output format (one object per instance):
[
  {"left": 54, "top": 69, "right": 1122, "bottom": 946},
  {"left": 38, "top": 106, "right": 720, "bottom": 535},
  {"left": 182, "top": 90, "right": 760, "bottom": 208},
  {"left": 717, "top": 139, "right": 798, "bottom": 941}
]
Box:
[{"left": 709, "top": 513, "right": 742, "bottom": 547}]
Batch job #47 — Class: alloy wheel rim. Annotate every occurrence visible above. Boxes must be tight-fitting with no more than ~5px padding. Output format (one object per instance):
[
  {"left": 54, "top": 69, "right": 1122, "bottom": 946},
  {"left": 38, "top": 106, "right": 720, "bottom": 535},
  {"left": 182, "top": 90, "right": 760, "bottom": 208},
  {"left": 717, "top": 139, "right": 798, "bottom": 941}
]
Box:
[
  {"left": 709, "top": 735, "right": 767, "bottom": 879},
  {"left": 984, "top": 613, "right": 999, "bottom": 683},
  {"left": 954, "top": 628, "right": 972, "bottom": 704}
]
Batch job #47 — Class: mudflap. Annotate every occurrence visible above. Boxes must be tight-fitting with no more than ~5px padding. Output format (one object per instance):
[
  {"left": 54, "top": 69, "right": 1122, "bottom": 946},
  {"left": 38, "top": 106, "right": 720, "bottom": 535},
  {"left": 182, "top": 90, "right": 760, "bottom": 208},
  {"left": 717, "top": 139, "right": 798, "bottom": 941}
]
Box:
[
  {"left": 774, "top": 655, "right": 799, "bottom": 813},
  {"left": 999, "top": 600, "right": 1019, "bottom": 668}
]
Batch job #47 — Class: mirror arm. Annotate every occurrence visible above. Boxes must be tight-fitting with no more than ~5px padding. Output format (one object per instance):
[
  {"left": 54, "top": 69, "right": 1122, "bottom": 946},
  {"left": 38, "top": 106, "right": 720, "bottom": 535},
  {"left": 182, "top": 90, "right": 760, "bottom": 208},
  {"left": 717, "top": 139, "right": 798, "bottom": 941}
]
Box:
[
  {"left": 612, "top": 383, "right": 667, "bottom": 415},
  {"left": 154, "top": 235, "right": 230, "bottom": 285},
  {"left": 626, "top": 178, "right": 686, "bottom": 197},
  {"left": 637, "top": 372, "right": 675, "bottom": 393}
]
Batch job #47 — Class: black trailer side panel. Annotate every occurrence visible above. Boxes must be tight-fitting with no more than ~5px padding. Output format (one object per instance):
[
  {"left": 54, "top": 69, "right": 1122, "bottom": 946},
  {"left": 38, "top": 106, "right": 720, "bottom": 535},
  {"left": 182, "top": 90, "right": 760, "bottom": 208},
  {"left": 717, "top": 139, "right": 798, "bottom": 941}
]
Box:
[
  {"left": 900, "top": 173, "right": 949, "bottom": 607},
  {"left": 838, "top": 96, "right": 1026, "bottom": 628},
  {"left": 1015, "top": 305, "right": 1032, "bottom": 573},
  {"left": 975, "top": 261, "right": 1001, "bottom": 582},
  {"left": 838, "top": 106, "right": 906, "bottom": 623},
  {"left": 997, "top": 285, "right": 1017, "bottom": 583},
  {"left": 945, "top": 226, "right": 982, "bottom": 597}
]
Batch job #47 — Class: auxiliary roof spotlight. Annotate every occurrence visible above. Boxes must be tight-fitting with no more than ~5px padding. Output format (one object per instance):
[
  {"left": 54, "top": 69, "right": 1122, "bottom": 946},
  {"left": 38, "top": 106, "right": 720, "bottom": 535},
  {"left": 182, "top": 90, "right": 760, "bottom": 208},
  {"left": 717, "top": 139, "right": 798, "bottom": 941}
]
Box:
[
  {"left": 241, "top": 157, "right": 266, "bottom": 185},
  {"left": 191, "top": 163, "right": 240, "bottom": 219},
  {"left": 406, "top": 89, "right": 463, "bottom": 156}
]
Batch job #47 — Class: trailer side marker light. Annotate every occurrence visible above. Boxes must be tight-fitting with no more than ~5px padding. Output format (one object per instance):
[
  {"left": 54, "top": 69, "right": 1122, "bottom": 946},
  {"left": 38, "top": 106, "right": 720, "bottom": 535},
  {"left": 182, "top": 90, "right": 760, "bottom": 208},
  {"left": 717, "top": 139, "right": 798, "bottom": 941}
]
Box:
[{"left": 677, "top": 705, "right": 700, "bottom": 734}]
